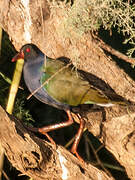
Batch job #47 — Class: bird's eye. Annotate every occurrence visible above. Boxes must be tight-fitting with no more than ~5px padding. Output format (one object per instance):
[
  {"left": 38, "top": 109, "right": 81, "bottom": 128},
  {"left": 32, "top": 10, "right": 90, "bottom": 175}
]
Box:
[{"left": 26, "top": 48, "right": 31, "bottom": 53}]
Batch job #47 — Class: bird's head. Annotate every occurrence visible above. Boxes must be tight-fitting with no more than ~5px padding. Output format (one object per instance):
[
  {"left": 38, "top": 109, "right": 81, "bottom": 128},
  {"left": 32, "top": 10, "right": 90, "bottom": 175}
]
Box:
[{"left": 12, "top": 44, "right": 41, "bottom": 62}]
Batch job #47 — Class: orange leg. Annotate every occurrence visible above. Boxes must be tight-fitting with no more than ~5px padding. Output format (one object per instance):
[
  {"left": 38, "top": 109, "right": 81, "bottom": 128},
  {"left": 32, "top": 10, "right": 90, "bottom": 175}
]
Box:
[
  {"left": 71, "top": 117, "right": 85, "bottom": 163},
  {"left": 25, "top": 110, "right": 85, "bottom": 162},
  {"left": 23, "top": 124, "right": 56, "bottom": 145},
  {"left": 25, "top": 110, "right": 73, "bottom": 145},
  {"left": 38, "top": 110, "right": 73, "bottom": 133}
]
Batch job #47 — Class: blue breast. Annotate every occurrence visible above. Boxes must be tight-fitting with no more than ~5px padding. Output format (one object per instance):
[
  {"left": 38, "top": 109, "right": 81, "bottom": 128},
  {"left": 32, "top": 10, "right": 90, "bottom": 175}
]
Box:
[{"left": 23, "top": 53, "right": 70, "bottom": 111}]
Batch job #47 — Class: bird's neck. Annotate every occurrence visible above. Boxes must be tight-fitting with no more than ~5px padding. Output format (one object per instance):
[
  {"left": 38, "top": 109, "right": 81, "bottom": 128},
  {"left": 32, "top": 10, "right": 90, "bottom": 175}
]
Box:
[
  {"left": 23, "top": 53, "right": 45, "bottom": 90},
  {"left": 26, "top": 52, "right": 45, "bottom": 67}
]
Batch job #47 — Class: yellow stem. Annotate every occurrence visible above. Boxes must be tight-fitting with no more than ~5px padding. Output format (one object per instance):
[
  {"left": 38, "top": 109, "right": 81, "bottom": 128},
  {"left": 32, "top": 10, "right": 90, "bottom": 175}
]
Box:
[
  {"left": 0, "top": 27, "right": 3, "bottom": 180},
  {"left": 0, "top": 28, "right": 2, "bottom": 56},
  {"left": 6, "top": 59, "right": 24, "bottom": 114}
]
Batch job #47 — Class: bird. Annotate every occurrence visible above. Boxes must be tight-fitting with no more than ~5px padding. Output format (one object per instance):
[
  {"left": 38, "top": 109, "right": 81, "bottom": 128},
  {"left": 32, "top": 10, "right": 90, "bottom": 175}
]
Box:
[{"left": 12, "top": 43, "right": 128, "bottom": 162}]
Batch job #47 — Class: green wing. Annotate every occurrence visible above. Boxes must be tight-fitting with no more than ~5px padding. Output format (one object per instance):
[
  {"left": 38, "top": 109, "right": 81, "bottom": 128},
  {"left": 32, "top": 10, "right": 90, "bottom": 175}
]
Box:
[{"left": 41, "top": 58, "right": 123, "bottom": 106}]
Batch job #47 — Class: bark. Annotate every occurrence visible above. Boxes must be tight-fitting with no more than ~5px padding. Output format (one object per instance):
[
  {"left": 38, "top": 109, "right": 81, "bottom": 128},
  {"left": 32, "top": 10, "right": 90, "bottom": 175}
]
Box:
[
  {"left": 0, "top": 106, "right": 114, "bottom": 180},
  {"left": 0, "top": 0, "right": 135, "bottom": 179}
]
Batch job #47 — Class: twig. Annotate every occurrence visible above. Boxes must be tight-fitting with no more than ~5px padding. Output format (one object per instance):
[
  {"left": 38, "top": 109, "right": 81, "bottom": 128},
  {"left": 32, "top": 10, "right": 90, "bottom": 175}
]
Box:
[
  {"left": 84, "top": 133, "right": 112, "bottom": 177},
  {"left": 0, "top": 27, "right": 4, "bottom": 180},
  {"left": 2, "top": 170, "right": 10, "bottom": 180},
  {"left": 39, "top": 0, "right": 45, "bottom": 40},
  {"left": 0, "top": 144, "right": 4, "bottom": 180},
  {"left": 93, "top": 34, "right": 135, "bottom": 65},
  {"left": 0, "top": 28, "right": 2, "bottom": 57},
  {"left": 0, "top": 72, "right": 23, "bottom": 90},
  {"left": 103, "top": 163, "right": 124, "bottom": 172},
  {"left": 27, "top": 62, "right": 72, "bottom": 100}
]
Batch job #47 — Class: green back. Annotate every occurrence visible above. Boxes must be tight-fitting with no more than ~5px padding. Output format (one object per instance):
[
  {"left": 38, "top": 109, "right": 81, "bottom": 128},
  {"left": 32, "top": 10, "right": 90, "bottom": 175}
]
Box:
[{"left": 40, "top": 58, "right": 122, "bottom": 106}]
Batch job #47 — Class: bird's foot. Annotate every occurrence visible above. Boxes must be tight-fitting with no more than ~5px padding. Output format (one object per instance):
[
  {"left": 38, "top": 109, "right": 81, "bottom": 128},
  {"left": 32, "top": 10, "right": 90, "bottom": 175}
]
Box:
[
  {"left": 71, "top": 147, "right": 84, "bottom": 164},
  {"left": 38, "top": 128, "right": 56, "bottom": 147},
  {"left": 24, "top": 124, "right": 56, "bottom": 147}
]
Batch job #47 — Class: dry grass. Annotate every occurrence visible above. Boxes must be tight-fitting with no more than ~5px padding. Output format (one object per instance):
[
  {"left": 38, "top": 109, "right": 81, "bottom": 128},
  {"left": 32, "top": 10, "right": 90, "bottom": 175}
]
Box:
[{"left": 50, "top": 0, "right": 135, "bottom": 57}]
